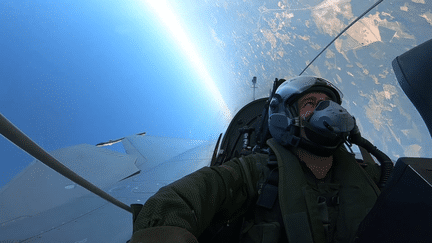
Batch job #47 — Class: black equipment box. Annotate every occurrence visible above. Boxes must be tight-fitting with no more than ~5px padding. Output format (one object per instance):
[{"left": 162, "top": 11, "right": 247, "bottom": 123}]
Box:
[{"left": 356, "top": 157, "right": 432, "bottom": 242}]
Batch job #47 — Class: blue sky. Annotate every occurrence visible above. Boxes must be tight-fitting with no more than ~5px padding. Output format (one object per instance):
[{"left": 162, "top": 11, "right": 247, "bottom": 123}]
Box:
[
  {"left": 0, "top": 1, "right": 228, "bottom": 189},
  {"left": 2, "top": 0, "right": 432, "bottom": 189}
]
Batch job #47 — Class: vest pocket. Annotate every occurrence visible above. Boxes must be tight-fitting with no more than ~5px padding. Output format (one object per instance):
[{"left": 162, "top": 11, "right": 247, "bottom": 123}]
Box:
[{"left": 242, "top": 222, "right": 280, "bottom": 243}]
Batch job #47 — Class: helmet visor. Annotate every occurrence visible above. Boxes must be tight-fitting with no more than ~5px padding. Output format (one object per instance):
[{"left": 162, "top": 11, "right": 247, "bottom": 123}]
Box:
[{"left": 276, "top": 76, "right": 343, "bottom": 106}]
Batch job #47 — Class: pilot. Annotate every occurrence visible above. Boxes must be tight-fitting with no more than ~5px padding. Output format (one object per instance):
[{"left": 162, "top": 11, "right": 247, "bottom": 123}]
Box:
[{"left": 129, "top": 76, "right": 381, "bottom": 243}]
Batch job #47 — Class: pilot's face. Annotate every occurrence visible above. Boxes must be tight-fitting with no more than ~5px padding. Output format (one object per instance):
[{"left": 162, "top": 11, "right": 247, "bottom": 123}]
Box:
[{"left": 298, "top": 92, "right": 331, "bottom": 120}]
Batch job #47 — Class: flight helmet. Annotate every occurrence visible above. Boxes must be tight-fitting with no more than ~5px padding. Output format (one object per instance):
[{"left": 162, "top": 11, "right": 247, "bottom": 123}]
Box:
[{"left": 268, "top": 76, "right": 355, "bottom": 156}]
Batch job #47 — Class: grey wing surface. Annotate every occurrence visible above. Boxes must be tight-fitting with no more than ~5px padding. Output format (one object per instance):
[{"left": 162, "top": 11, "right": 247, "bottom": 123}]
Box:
[{"left": 0, "top": 134, "right": 215, "bottom": 243}]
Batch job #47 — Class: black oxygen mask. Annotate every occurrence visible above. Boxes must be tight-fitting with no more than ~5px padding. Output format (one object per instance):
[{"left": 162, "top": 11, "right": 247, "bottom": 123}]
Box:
[{"left": 300, "top": 100, "right": 356, "bottom": 155}]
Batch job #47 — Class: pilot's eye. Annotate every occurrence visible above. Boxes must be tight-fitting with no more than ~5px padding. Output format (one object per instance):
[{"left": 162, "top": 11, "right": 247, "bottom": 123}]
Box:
[
  {"left": 303, "top": 101, "right": 315, "bottom": 108},
  {"left": 302, "top": 100, "right": 326, "bottom": 109}
]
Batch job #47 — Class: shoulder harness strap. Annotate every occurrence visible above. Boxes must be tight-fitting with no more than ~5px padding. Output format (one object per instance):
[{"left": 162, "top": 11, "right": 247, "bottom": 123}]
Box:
[{"left": 256, "top": 150, "right": 279, "bottom": 209}]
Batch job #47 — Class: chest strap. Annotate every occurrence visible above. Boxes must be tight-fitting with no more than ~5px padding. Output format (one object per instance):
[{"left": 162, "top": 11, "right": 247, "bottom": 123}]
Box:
[
  {"left": 256, "top": 152, "right": 279, "bottom": 209},
  {"left": 254, "top": 152, "right": 314, "bottom": 243}
]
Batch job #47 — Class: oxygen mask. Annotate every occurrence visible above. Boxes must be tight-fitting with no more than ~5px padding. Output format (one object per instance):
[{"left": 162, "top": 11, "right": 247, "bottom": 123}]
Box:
[{"left": 302, "top": 100, "right": 356, "bottom": 148}]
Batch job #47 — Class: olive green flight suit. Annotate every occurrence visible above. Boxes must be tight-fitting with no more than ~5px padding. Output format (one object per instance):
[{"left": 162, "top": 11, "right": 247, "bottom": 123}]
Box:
[{"left": 131, "top": 139, "right": 380, "bottom": 243}]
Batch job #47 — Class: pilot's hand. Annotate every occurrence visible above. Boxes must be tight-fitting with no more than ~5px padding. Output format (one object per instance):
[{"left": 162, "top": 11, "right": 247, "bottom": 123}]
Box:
[{"left": 129, "top": 226, "right": 198, "bottom": 243}]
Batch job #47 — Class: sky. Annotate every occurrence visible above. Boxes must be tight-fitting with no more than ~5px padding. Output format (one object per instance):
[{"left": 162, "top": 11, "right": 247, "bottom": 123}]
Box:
[
  {"left": 1, "top": 0, "right": 432, "bottom": 190},
  {"left": 2, "top": 1, "right": 432, "bottom": 241},
  {"left": 0, "top": 1, "right": 230, "bottom": 189}
]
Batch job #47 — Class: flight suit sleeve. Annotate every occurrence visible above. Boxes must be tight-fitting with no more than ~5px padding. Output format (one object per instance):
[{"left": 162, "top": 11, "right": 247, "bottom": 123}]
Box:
[{"left": 130, "top": 154, "right": 266, "bottom": 243}]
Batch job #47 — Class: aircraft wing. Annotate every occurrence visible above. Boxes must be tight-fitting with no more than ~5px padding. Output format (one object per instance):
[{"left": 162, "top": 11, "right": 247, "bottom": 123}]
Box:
[{"left": 0, "top": 134, "right": 216, "bottom": 243}]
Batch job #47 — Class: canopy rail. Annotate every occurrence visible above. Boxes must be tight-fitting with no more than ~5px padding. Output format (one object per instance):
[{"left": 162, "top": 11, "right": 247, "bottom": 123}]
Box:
[{"left": 299, "top": 0, "right": 384, "bottom": 76}]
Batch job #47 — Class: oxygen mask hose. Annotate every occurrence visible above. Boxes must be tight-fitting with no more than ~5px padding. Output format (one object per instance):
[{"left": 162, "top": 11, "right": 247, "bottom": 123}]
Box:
[{"left": 349, "top": 124, "right": 394, "bottom": 190}]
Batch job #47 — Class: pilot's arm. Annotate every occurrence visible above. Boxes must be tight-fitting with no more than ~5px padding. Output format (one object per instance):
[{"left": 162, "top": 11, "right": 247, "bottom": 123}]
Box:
[{"left": 129, "top": 154, "right": 265, "bottom": 243}]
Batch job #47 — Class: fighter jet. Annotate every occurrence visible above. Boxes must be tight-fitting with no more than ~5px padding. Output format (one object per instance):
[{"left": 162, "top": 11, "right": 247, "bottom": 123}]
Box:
[{"left": 1, "top": 0, "right": 431, "bottom": 242}]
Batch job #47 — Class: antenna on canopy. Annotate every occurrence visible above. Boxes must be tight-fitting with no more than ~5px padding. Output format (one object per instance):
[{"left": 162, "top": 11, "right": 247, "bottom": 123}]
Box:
[{"left": 251, "top": 76, "right": 258, "bottom": 100}]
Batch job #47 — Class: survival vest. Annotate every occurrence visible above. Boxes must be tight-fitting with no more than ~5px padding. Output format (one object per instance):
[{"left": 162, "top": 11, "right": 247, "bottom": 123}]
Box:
[
  {"left": 240, "top": 139, "right": 381, "bottom": 243},
  {"left": 199, "top": 138, "right": 381, "bottom": 243}
]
